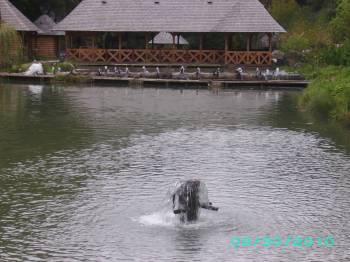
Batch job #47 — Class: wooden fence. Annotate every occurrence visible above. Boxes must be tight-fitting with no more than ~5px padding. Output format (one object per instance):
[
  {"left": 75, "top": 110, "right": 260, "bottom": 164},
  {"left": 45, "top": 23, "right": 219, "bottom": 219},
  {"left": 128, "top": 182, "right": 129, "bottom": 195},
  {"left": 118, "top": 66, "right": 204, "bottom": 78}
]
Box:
[{"left": 66, "top": 48, "right": 272, "bottom": 65}]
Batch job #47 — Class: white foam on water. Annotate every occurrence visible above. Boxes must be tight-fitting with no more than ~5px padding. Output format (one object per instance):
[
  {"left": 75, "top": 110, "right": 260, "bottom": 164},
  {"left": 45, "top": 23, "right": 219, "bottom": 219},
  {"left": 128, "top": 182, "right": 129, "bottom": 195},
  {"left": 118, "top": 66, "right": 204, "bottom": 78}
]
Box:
[
  {"left": 136, "top": 209, "right": 228, "bottom": 230},
  {"left": 138, "top": 210, "right": 178, "bottom": 227}
]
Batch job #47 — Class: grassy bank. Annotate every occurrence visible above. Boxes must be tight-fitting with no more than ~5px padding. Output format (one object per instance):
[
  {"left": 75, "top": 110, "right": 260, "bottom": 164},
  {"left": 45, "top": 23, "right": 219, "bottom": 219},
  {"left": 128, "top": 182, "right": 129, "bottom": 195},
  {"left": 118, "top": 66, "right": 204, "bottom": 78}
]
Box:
[{"left": 299, "top": 66, "right": 350, "bottom": 126}]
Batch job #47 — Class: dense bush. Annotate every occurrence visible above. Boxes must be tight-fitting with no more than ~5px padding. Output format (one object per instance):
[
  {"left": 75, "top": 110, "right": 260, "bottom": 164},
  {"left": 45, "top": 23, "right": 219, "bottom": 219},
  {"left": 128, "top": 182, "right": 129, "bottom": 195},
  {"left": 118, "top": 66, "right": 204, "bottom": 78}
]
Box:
[
  {"left": 269, "top": 0, "right": 332, "bottom": 66},
  {"left": 43, "top": 62, "right": 75, "bottom": 73},
  {"left": 330, "top": 0, "right": 350, "bottom": 43},
  {"left": 300, "top": 67, "right": 350, "bottom": 124},
  {"left": 318, "top": 41, "right": 350, "bottom": 66},
  {"left": 280, "top": 34, "right": 310, "bottom": 52},
  {"left": 269, "top": 0, "right": 301, "bottom": 29}
]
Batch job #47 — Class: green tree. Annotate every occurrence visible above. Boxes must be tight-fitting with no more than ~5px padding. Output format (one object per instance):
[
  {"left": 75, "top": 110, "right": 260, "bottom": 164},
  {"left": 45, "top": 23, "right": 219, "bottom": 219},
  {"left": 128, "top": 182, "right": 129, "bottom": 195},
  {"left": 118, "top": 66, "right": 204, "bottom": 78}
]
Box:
[
  {"left": 331, "top": 0, "right": 350, "bottom": 43},
  {"left": 10, "top": 0, "right": 82, "bottom": 21},
  {"left": 269, "top": 0, "right": 301, "bottom": 29},
  {"left": 0, "top": 23, "right": 23, "bottom": 67}
]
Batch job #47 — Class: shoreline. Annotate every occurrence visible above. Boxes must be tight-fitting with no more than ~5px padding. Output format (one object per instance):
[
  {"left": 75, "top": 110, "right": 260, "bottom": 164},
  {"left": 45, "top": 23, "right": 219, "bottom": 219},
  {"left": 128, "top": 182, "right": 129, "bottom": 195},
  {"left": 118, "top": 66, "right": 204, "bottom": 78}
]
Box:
[{"left": 0, "top": 72, "right": 309, "bottom": 90}]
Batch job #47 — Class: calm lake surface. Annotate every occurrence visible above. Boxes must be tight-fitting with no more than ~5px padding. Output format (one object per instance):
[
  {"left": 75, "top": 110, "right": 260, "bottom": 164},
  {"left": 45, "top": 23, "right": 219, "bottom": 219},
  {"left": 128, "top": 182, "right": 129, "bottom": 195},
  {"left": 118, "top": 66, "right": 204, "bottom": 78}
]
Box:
[{"left": 0, "top": 84, "right": 349, "bottom": 261}]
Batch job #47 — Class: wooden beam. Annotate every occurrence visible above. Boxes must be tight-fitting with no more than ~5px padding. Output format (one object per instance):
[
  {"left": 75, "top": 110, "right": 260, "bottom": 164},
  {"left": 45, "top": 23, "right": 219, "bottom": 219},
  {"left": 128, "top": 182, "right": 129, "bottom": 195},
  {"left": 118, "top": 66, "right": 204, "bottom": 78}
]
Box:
[
  {"left": 247, "top": 34, "right": 252, "bottom": 51},
  {"left": 268, "top": 33, "right": 272, "bottom": 52},
  {"left": 92, "top": 33, "right": 95, "bottom": 48},
  {"left": 172, "top": 33, "right": 176, "bottom": 49},
  {"left": 224, "top": 33, "right": 229, "bottom": 64},
  {"left": 151, "top": 33, "right": 154, "bottom": 49},
  {"left": 65, "top": 34, "right": 69, "bottom": 49},
  {"left": 145, "top": 32, "right": 150, "bottom": 49},
  {"left": 118, "top": 32, "right": 122, "bottom": 50},
  {"left": 34, "top": 34, "right": 38, "bottom": 58}
]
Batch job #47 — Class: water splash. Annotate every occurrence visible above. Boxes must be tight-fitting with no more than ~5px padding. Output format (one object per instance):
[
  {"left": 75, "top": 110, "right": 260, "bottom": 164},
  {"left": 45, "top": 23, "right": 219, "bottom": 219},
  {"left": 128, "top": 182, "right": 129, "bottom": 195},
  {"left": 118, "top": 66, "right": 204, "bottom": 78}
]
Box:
[{"left": 138, "top": 180, "right": 218, "bottom": 226}]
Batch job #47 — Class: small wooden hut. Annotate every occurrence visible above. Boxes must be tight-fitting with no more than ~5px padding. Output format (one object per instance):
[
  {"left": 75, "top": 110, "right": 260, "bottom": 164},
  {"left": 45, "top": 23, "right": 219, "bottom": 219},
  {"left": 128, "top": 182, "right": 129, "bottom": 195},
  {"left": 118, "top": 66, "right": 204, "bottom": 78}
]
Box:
[
  {"left": 150, "top": 32, "right": 189, "bottom": 49},
  {"left": 34, "top": 15, "right": 65, "bottom": 59},
  {"left": 56, "top": 0, "right": 286, "bottom": 65},
  {"left": 0, "top": 0, "right": 39, "bottom": 59}
]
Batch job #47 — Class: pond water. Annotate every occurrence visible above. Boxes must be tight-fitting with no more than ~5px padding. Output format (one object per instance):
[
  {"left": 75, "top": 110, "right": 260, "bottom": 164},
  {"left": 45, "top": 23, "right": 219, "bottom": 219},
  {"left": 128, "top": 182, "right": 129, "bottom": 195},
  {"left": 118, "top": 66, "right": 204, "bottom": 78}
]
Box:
[{"left": 0, "top": 84, "right": 349, "bottom": 261}]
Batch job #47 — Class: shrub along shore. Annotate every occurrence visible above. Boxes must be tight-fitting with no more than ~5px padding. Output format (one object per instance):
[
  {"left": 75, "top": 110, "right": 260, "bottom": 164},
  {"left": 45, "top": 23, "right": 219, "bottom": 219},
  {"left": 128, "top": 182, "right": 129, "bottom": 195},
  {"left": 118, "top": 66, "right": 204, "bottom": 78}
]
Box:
[
  {"left": 298, "top": 66, "right": 350, "bottom": 126},
  {"left": 290, "top": 40, "right": 350, "bottom": 127},
  {"left": 266, "top": 0, "right": 350, "bottom": 127}
]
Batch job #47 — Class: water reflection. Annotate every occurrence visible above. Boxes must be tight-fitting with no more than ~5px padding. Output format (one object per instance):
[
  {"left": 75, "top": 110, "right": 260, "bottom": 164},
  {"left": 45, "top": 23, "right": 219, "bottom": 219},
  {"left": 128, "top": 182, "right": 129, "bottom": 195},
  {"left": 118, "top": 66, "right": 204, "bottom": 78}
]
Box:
[
  {"left": 0, "top": 85, "right": 91, "bottom": 167},
  {"left": 0, "top": 84, "right": 349, "bottom": 261},
  {"left": 263, "top": 92, "right": 350, "bottom": 153},
  {"left": 28, "top": 85, "right": 43, "bottom": 99}
]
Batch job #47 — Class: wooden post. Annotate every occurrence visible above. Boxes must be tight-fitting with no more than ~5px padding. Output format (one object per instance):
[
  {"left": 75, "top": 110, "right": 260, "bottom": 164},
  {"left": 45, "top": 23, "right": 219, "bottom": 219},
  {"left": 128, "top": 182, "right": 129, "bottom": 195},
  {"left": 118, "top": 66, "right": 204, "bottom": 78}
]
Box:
[
  {"left": 145, "top": 32, "right": 150, "bottom": 63},
  {"left": 268, "top": 33, "right": 272, "bottom": 52},
  {"left": 249, "top": 34, "right": 253, "bottom": 51},
  {"left": 177, "top": 33, "right": 180, "bottom": 47},
  {"left": 172, "top": 33, "right": 176, "bottom": 49},
  {"left": 151, "top": 33, "right": 154, "bottom": 49},
  {"left": 145, "top": 32, "right": 150, "bottom": 49},
  {"left": 118, "top": 32, "right": 122, "bottom": 50},
  {"left": 34, "top": 33, "right": 38, "bottom": 59},
  {"left": 246, "top": 34, "right": 251, "bottom": 51},
  {"left": 65, "top": 34, "right": 69, "bottom": 49},
  {"left": 199, "top": 33, "right": 203, "bottom": 63},
  {"left": 92, "top": 33, "right": 96, "bottom": 48},
  {"left": 225, "top": 33, "right": 229, "bottom": 64}
]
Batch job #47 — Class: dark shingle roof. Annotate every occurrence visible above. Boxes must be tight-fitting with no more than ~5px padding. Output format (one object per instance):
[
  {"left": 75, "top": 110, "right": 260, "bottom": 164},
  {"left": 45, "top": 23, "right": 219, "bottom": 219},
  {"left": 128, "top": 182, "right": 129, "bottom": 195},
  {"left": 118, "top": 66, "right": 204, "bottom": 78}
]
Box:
[
  {"left": 150, "top": 32, "right": 189, "bottom": 45},
  {"left": 34, "top": 15, "right": 64, "bottom": 35},
  {"left": 55, "top": 0, "right": 285, "bottom": 33},
  {"left": 0, "top": 0, "right": 39, "bottom": 31}
]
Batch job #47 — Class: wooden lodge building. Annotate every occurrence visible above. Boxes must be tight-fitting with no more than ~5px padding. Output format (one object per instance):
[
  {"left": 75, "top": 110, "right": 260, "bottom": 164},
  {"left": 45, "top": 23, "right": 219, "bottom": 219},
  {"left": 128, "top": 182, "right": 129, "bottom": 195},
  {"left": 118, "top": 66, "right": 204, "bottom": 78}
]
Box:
[
  {"left": 0, "top": 0, "right": 39, "bottom": 58},
  {"left": 150, "top": 32, "right": 189, "bottom": 49},
  {"left": 55, "top": 0, "right": 285, "bottom": 66},
  {"left": 0, "top": 0, "right": 64, "bottom": 60},
  {"left": 34, "top": 15, "right": 65, "bottom": 59}
]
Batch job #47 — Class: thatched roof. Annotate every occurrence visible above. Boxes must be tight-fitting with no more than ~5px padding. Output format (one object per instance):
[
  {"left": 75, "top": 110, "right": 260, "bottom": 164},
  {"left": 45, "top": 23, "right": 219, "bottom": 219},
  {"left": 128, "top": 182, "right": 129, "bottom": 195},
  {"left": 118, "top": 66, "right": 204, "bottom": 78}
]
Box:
[
  {"left": 0, "top": 0, "right": 39, "bottom": 31},
  {"left": 55, "top": 0, "right": 285, "bottom": 33},
  {"left": 34, "top": 15, "right": 64, "bottom": 36},
  {"left": 150, "top": 32, "right": 189, "bottom": 45}
]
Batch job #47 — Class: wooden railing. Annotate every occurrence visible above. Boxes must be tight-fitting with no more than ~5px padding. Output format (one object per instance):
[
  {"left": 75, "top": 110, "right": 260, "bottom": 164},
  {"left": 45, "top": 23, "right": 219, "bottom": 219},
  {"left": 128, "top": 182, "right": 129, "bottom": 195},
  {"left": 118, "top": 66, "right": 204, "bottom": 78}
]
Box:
[{"left": 66, "top": 48, "right": 272, "bottom": 65}]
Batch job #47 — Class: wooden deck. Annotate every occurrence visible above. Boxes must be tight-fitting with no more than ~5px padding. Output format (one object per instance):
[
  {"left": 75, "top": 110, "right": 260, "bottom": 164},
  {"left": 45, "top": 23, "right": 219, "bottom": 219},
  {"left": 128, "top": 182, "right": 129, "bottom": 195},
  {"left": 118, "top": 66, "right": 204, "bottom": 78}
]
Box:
[
  {"left": 0, "top": 72, "right": 309, "bottom": 89},
  {"left": 66, "top": 49, "right": 272, "bottom": 65}
]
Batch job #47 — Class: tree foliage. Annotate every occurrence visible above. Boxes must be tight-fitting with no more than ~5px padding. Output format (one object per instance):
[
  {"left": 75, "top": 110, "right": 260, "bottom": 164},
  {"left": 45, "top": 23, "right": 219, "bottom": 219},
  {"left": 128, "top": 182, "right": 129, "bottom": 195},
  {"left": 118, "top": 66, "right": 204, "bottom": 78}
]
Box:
[
  {"left": 0, "top": 23, "right": 23, "bottom": 67},
  {"left": 10, "top": 0, "right": 82, "bottom": 21},
  {"left": 331, "top": 0, "right": 350, "bottom": 43},
  {"left": 269, "top": 0, "right": 301, "bottom": 29},
  {"left": 300, "top": 66, "right": 350, "bottom": 124}
]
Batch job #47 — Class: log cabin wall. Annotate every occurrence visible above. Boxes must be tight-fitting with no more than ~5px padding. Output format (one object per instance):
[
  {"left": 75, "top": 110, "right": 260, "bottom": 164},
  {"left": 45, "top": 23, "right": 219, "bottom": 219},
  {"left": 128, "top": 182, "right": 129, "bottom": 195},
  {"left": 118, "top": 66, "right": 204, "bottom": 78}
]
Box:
[{"left": 36, "top": 35, "right": 58, "bottom": 59}]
